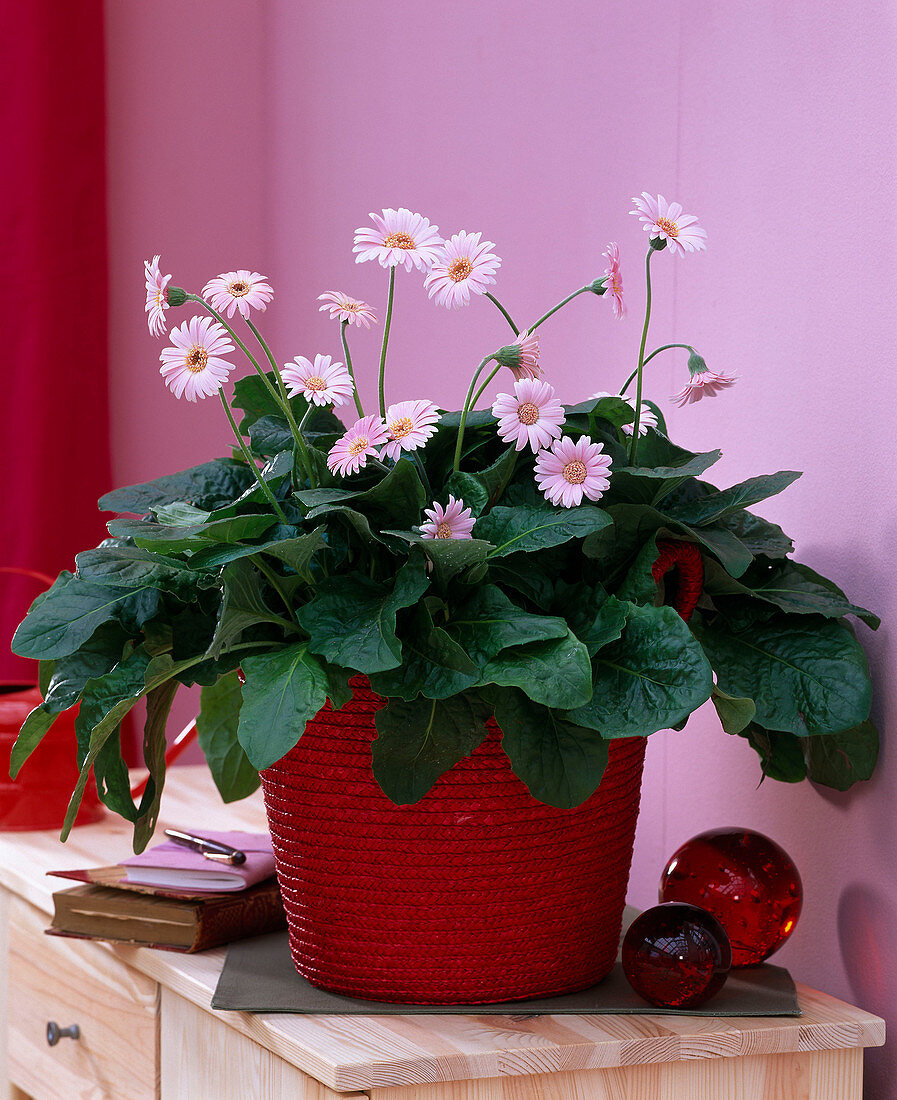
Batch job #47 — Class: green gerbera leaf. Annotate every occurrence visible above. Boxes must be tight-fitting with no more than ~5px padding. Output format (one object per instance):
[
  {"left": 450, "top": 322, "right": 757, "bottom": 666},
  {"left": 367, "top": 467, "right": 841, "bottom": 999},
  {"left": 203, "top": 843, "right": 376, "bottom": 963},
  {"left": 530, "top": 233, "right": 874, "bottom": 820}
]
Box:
[{"left": 372, "top": 694, "right": 491, "bottom": 804}]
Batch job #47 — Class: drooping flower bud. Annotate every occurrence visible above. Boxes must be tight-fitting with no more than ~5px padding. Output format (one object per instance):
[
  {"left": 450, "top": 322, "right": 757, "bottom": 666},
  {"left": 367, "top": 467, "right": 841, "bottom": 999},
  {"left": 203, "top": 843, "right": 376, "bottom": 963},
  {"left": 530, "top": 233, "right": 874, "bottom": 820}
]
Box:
[
  {"left": 687, "top": 350, "right": 708, "bottom": 376},
  {"left": 492, "top": 330, "right": 541, "bottom": 381}
]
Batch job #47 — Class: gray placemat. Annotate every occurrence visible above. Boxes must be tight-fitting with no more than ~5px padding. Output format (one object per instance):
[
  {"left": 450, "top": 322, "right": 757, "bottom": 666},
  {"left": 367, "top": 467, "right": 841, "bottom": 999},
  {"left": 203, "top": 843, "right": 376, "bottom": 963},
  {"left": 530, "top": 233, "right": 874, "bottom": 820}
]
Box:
[{"left": 211, "top": 931, "right": 800, "bottom": 1016}]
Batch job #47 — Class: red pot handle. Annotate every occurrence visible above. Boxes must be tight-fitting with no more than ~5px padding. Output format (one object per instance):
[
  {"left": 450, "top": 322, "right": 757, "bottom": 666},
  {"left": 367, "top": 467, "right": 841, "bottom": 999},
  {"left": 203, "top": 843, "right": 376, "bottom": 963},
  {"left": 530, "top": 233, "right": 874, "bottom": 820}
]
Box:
[
  {"left": 0, "top": 565, "right": 56, "bottom": 588},
  {"left": 651, "top": 540, "right": 704, "bottom": 622}
]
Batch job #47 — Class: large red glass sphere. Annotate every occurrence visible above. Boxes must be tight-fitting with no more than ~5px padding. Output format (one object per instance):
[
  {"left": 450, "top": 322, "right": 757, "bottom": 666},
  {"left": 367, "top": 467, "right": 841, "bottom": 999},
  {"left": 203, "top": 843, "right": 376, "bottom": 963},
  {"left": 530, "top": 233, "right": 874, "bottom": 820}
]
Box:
[
  {"left": 622, "top": 902, "right": 732, "bottom": 1008},
  {"left": 659, "top": 828, "right": 803, "bottom": 967}
]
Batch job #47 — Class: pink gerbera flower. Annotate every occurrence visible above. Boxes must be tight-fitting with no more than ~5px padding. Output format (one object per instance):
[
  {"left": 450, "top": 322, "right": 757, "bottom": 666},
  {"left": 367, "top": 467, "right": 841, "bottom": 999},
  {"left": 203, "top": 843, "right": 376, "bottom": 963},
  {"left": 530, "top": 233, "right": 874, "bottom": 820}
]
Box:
[
  {"left": 145, "top": 255, "right": 172, "bottom": 336},
  {"left": 282, "top": 354, "right": 355, "bottom": 407},
  {"left": 602, "top": 243, "right": 625, "bottom": 318},
  {"left": 202, "top": 270, "right": 274, "bottom": 319},
  {"left": 419, "top": 496, "right": 476, "bottom": 540},
  {"left": 159, "top": 316, "right": 235, "bottom": 402},
  {"left": 630, "top": 193, "right": 707, "bottom": 255},
  {"left": 382, "top": 399, "right": 441, "bottom": 460},
  {"left": 494, "top": 329, "right": 542, "bottom": 381},
  {"left": 423, "top": 231, "right": 501, "bottom": 309},
  {"left": 327, "top": 415, "right": 389, "bottom": 477},
  {"left": 493, "top": 379, "right": 565, "bottom": 452},
  {"left": 591, "top": 392, "right": 658, "bottom": 436},
  {"left": 534, "top": 435, "right": 613, "bottom": 509},
  {"left": 317, "top": 291, "right": 378, "bottom": 328},
  {"left": 353, "top": 208, "right": 443, "bottom": 271},
  {"left": 671, "top": 369, "right": 737, "bottom": 406}
]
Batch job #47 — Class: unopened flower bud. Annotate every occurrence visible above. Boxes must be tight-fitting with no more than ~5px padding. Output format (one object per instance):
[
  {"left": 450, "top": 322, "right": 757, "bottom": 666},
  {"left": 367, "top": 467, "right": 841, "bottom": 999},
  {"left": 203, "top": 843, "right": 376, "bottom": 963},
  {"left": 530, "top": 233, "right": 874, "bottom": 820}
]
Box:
[
  {"left": 493, "top": 345, "right": 521, "bottom": 368},
  {"left": 687, "top": 351, "right": 708, "bottom": 376}
]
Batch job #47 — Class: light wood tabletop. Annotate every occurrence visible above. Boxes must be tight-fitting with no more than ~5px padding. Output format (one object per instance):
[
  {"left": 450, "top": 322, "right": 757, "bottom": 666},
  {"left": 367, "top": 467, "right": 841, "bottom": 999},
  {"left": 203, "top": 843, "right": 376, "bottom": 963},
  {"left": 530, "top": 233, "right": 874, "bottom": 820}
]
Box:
[{"left": 0, "top": 766, "right": 885, "bottom": 1098}]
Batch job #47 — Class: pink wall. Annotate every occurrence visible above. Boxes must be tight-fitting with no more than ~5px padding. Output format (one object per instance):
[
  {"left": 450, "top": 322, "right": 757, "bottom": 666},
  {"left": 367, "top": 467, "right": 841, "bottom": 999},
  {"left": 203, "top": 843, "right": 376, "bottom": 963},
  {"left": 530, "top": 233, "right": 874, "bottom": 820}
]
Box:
[{"left": 106, "top": 2, "right": 896, "bottom": 1089}]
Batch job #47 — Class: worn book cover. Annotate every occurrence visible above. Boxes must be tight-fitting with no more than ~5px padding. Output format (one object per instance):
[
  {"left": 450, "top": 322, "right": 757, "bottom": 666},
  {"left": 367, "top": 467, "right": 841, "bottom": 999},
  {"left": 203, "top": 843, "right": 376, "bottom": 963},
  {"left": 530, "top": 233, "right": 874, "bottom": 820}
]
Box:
[{"left": 47, "top": 878, "right": 285, "bottom": 952}]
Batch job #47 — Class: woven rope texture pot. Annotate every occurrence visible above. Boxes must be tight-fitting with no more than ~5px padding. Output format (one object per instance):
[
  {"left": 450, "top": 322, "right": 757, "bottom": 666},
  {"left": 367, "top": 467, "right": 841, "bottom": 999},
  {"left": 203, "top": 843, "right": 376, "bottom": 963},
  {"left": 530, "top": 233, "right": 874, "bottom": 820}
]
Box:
[
  {"left": 259, "top": 540, "right": 702, "bottom": 1005},
  {"left": 261, "top": 686, "right": 646, "bottom": 1004}
]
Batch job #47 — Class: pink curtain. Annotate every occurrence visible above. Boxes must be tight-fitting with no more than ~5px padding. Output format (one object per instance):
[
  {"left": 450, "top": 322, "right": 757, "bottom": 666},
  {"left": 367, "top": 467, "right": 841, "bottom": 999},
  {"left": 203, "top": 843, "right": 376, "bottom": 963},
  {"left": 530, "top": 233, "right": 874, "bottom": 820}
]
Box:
[{"left": 1, "top": 1, "right": 112, "bottom": 681}]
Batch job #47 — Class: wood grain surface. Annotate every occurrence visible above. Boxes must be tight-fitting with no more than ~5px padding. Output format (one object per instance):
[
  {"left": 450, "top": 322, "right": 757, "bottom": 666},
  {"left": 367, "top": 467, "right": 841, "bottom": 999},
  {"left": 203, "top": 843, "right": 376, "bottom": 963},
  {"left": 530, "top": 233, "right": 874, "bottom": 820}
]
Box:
[
  {"left": 7, "top": 894, "right": 158, "bottom": 1100},
  {"left": 160, "top": 989, "right": 364, "bottom": 1100},
  {"left": 0, "top": 767, "right": 885, "bottom": 1095}
]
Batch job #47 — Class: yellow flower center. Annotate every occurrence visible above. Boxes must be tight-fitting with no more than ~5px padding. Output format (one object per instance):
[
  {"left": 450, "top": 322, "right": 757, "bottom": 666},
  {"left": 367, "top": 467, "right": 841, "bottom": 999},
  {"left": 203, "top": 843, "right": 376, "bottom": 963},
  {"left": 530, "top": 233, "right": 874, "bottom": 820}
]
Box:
[
  {"left": 447, "top": 257, "right": 473, "bottom": 282},
  {"left": 563, "top": 459, "right": 588, "bottom": 485},
  {"left": 154, "top": 291, "right": 165, "bottom": 308},
  {"left": 305, "top": 376, "right": 326, "bottom": 392},
  {"left": 348, "top": 436, "right": 369, "bottom": 457},
  {"left": 228, "top": 280, "right": 249, "bottom": 296},
  {"left": 383, "top": 232, "right": 415, "bottom": 250},
  {"left": 436, "top": 522, "right": 453, "bottom": 539},
  {"left": 656, "top": 217, "right": 679, "bottom": 239},
  {"left": 186, "top": 346, "right": 208, "bottom": 373},
  {"left": 389, "top": 416, "right": 414, "bottom": 440},
  {"left": 517, "top": 401, "right": 540, "bottom": 426}
]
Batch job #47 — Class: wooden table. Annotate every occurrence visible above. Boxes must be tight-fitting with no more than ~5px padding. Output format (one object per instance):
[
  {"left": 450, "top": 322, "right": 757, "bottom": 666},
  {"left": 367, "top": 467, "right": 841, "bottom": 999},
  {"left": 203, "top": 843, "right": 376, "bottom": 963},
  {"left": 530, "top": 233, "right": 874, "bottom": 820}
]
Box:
[{"left": 0, "top": 767, "right": 884, "bottom": 1099}]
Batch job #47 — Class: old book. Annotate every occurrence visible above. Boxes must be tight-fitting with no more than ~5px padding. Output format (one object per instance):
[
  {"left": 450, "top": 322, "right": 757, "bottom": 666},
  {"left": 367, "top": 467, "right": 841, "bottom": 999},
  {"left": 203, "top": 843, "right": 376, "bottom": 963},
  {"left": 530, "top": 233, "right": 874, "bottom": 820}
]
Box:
[{"left": 48, "top": 878, "right": 285, "bottom": 952}]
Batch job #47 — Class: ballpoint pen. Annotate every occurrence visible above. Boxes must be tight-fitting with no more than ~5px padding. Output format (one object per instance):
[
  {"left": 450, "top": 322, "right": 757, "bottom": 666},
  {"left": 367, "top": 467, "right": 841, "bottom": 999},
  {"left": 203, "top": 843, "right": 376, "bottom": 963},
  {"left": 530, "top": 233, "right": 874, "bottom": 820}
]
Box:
[{"left": 164, "top": 828, "right": 247, "bottom": 865}]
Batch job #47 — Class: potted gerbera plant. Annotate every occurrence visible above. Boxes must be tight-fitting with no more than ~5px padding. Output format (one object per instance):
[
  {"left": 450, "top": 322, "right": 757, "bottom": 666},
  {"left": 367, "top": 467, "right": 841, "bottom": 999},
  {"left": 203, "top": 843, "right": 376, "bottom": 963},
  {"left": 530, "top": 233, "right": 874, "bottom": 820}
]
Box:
[{"left": 10, "top": 197, "right": 878, "bottom": 1004}]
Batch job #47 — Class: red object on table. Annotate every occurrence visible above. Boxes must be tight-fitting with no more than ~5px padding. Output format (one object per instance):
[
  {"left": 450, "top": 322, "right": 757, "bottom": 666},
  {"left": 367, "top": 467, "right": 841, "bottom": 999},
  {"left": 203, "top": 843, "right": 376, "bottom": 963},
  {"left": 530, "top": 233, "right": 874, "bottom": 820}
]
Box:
[
  {"left": 659, "top": 827, "right": 803, "bottom": 966},
  {"left": 622, "top": 902, "right": 732, "bottom": 1008},
  {"left": 261, "top": 675, "right": 647, "bottom": 1004},
  {"left": 0, "top": 683, "right": 103, "bottom": 831}
]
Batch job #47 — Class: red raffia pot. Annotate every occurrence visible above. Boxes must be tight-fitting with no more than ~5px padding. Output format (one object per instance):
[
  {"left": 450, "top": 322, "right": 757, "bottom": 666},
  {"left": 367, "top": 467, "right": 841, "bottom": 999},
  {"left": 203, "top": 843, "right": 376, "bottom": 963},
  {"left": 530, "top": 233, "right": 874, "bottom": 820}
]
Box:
[{"left": 259, "top": 539, "right": 704, "bottom": 1004}]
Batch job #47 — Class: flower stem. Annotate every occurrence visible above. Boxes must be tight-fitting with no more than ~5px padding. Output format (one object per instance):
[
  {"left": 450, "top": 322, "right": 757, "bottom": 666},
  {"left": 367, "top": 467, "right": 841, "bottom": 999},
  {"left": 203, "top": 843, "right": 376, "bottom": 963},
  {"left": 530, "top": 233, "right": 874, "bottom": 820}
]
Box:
[
  {"left": 377, "top": 267, "right": 396, "bottom": 418},
  {"left": 185, "top": 294, "right": 281, "bottom": 407},
  {"left": 484, "top": 292, "right": 520, "bottom": 335},
  {"left": 618, "top": 344, "right": 696, "bottom": 397},
  {"left": 244, "top": 317, "right": 316, "bottom": 489},
  {"left": 453, "top": 353, "right": 498, "bottom": 472},
  {"left": 529, "top": 286, "right": 589, "bottom": 332},
  {"left": 218, "top": 390, "right": 290, "bottom": 524},
  {"left": 340, "top": 320, "right": 365, "bottom": 417},
  {"left": 411, "top": 451, "right": 433, "bottom": 498},
  {"left": 471, "top": 362, "right": 503, "bottom": 409},
  {"left": 628, "top": 250, "right": 655, "bottom": 464}
]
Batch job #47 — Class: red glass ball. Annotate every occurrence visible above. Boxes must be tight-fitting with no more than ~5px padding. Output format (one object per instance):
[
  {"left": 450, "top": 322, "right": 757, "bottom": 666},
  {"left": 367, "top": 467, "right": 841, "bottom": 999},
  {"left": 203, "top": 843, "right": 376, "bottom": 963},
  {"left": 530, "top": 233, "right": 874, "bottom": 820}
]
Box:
[
  {"left": 659, "top": 828, "right": 802, "bottom": 967},
  {"left": 622, "top": 902, "right": 732, "bottom": 1008}
]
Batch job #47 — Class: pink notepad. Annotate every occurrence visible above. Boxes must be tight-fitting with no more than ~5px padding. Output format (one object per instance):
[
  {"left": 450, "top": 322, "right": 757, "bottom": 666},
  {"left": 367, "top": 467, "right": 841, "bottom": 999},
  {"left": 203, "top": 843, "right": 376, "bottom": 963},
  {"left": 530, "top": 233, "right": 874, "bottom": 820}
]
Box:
[{"left": 121, "top": 831, "right": 276, "bottom": 893}]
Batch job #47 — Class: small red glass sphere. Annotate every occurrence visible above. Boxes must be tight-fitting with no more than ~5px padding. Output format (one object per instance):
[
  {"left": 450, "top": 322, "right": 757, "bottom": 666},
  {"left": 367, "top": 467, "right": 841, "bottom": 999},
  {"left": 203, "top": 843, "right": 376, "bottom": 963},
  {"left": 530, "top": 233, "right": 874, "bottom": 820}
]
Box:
[
  {"left": 622, "top": 902, "right": 732, "bottom": 1009},
  {"left": 659, "top": 828, "right": 803, "bottom": 967}
]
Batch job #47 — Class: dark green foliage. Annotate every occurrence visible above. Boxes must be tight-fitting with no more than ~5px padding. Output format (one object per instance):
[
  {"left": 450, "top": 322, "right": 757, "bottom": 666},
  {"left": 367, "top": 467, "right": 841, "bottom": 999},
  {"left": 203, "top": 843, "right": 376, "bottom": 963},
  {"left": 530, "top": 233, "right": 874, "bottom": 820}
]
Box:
[{"left": 12, "top": 381, "right": 879, "bottom": 849}]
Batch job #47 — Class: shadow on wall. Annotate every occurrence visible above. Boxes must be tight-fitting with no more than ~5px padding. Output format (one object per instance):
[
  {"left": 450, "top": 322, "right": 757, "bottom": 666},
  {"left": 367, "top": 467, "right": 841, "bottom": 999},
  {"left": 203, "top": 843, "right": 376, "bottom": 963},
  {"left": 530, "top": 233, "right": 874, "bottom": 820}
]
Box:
[{"left": 838, "top": 884, "right": 894, "bottom": 1099}]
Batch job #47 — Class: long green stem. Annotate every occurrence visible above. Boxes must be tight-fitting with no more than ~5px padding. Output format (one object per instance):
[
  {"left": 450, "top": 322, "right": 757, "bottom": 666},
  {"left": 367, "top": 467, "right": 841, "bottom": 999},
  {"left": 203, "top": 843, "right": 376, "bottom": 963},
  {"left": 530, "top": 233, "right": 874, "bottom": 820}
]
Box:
[
  {"left": 628, "top": 250, "right": 655, "bottom": 463},
  {"left": 244, "top": 317, "right": 315, "bottom": 488},
  {"left": 618, "top": 344, "right": 696, "bottom": 397},
  {"left": 453, "top": 354, "right": 497, "bottom": 472},
  {"left": 219, "top": 391, "right": 289, "bottom": 523},
  {"left": 529, "top": 286, "right": 589, "bottom": 332},
  {"left": 377, "top": 267, "right": 396, "bottom": 418},
  {"left": 471, "top": 362, "right": 503, "bottom": 409},
  {"left": 340, "top": 320, "right": 365, "bottom": 417},
  {"left": 411, "top": 452, "right": 433, "bottom": 498},
  {"left": 484, "top": 292, "right": 520, "bottom": 335},
  {"left": 185, "top": 294, "right": 281, "bottom": 407}
]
